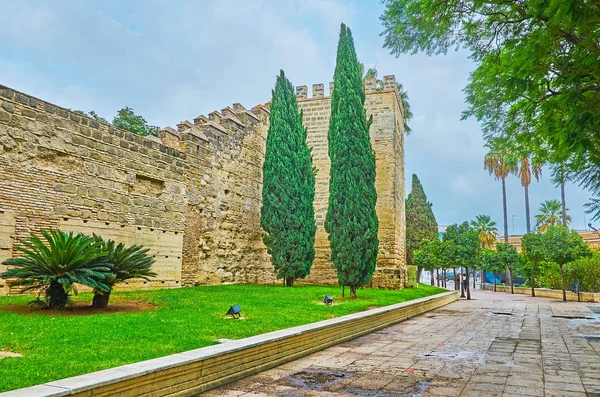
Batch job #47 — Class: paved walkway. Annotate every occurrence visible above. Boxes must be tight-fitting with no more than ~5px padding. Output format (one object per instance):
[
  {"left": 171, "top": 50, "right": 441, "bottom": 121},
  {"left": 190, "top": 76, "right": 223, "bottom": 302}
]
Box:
[{"left": 204, "top": 289, "right": 600, "bottom": 397}]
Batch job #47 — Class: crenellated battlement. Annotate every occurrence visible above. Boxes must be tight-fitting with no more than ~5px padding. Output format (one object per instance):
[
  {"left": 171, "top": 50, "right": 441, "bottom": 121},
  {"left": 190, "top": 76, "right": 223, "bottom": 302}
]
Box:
[
  {"left": 0, "top": 71, "right": 405, "bottom": 293},
  {"left": 294, "top": 74, "right": 399, "bottom": 101}
]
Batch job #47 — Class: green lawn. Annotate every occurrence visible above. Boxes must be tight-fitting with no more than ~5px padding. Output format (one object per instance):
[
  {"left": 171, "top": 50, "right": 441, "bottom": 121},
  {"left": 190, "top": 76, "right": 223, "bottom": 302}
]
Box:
[{"left": 0, "top": 283, "right": 445, "bottom": 392}]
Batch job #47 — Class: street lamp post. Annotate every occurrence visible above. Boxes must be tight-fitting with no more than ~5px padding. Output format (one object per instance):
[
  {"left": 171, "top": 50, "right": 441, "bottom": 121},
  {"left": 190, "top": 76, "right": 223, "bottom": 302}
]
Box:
[{"left": 511, "top": 215, "right": 518, "bottom": 236}]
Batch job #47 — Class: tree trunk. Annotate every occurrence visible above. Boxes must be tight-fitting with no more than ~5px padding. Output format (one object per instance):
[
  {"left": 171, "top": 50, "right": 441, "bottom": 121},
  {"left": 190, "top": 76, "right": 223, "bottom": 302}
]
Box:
[
  {"left": 350, "top": 286, "right": 357, "bottom": 299},
  {"left": 502, "top": 178, "right": 512, "bottom": 286},
  {"left": 453, "top": 267, "right": 457, "bottom": 290},
  {"left": 560, "top": 181, "right": 567, "bottom": 227},
  {"left": 442, "top": 269, "right": 446, "bottom": 288},
  {"left": 436, "top": 269, "right": 440, "bottom": 287},
  {"left": 430, "top": 270, "right": 434, "bottom": 286},
  {"left": 342, "top": 285, "right": 345, "bottom": 298},
  {"left": 417, "top": 266, "right": 423, "bottom": 283},
  {"left": 525, "top": 184, "right": 531, "bottom": 233},
  {"left": 472, "top": 269, "right": 476, "bottom": 289},
  {"left": 285, "top": 277, "right": 294, "bottom": 287},
  {"left": 560, "top": 264, "right": 567, "bottom": 302},
  {"left": 92, "top": 291, "right": 112, "bottom": 309},
  {"left": 494, "top": 272, "right": 497, "bottom": 292},
  {"left": 510, "top": 268, "right": 514, "bottom": 294},
  {"left": 47, "top": 281, "right": 68, "bottom": 310},
  {"left": 531, "top": 269, "right": 536, "bottom": 297},
  {"left": 502, "top": 178, "right": 509, "bottom": 242},
  {"left": 465, "top": 267, "right": 471, "bottom": 300}
]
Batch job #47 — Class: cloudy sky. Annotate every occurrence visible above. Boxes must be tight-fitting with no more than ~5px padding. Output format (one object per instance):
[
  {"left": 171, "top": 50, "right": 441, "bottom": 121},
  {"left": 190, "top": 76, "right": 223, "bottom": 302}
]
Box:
[{"left": 0, "top": 0, "right": 594, "bottom": 234}]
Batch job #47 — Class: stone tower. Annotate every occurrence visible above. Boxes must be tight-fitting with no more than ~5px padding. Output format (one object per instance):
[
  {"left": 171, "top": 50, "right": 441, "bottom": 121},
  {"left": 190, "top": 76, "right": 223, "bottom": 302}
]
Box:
[{"left": 295, "top": 76, "right": 407, "bottom": 288}]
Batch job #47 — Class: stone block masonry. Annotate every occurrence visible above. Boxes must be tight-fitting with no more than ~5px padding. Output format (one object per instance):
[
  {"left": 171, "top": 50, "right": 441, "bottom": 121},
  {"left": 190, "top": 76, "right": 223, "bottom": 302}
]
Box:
[{"left": 0, "top": 74, "right": 405, "bottom": 293}]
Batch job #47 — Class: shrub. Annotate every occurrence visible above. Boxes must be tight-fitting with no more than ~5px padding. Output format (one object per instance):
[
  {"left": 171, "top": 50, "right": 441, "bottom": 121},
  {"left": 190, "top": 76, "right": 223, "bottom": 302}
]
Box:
[
  {"left": 0, "top": 230, "right": 113, "bottom": 309},
  {"left": 91, "top": 237, "right": 156, "bottom": 308}
]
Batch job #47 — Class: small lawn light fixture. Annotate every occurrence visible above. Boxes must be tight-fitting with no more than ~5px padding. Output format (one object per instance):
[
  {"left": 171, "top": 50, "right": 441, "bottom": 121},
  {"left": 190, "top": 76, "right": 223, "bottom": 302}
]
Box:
[
  {"left": 323, "top": 295, "right": 334, "bottom": 305},
  {"left": 226, "top": 304, "right": 241, "bottom": 318}
]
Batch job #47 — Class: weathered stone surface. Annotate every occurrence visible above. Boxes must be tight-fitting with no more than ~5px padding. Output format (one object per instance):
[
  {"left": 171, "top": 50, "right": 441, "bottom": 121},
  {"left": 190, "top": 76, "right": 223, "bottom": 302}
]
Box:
[{"left": 0, "top": 80, "right": 406, "bottom": 293}]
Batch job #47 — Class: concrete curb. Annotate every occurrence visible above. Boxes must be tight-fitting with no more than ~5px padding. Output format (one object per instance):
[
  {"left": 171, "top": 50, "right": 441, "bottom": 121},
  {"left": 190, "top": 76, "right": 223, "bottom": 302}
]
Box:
[
  {"left": 1, "top": 291, "right": 458, "bottom": 397},
  {"left": 481, "top": 284, "right": 600, "bottom": 302}
]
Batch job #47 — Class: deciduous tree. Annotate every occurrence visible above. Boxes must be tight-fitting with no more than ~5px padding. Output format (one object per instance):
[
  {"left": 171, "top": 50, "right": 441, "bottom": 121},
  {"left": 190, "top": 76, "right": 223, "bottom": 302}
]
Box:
[{"left": 543, "top": 226, "right": 591, "bottom": 301}]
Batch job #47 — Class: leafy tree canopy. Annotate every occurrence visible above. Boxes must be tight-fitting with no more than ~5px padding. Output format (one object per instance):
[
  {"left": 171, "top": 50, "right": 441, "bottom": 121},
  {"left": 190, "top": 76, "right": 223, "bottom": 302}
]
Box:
[
  {"left": 380, "top": 0, "right": 600, "bottom": 218},
  {"left": 406, "top": 174, "right": 438, "bottom": 267},
  {"left": 413, "top": 238, "right": 442, "bottom": 272},
  {"left": 496, "top": 242, "right": 521, "bottom": 273},
  {"left": 543, "top": 226, "right": 591, "bottom": 266},
  {"left": 442, "top": 222, "right": 480, "bottom": 268},
  {"left": 113, "top": 107, "right": 159, "bottom": 137}
]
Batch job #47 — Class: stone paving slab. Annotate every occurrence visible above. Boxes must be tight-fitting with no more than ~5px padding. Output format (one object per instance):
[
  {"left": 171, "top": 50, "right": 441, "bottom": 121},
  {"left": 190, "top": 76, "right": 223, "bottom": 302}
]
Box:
[{"left": 203, "top": 289, "right": 600, "bottom": 396}]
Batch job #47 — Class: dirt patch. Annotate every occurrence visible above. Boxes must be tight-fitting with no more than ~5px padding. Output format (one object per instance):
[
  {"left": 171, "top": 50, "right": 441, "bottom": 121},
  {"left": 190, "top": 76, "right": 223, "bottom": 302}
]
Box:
[
  {"left": 0, "top": 350, "right": 22, "bottom": 359},
  {"left": 0, "top": 300, "right": 156, "bottom": 316}
]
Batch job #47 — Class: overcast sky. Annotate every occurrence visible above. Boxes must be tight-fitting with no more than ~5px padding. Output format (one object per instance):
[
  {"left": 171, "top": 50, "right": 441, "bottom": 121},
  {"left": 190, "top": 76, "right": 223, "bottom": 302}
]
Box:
[{"left": 0, "top": 0, "right": 594, "bottom": 234}]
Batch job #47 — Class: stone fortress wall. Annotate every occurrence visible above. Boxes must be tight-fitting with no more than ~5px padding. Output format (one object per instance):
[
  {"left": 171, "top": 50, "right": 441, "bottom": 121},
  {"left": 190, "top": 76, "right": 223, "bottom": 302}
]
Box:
[{"left": 0, "top": 75, "right": 405, "bottom": 295}]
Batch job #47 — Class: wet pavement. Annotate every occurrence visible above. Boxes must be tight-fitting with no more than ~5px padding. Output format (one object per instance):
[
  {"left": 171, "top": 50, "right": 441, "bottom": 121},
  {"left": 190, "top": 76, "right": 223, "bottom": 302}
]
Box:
[{"left": 203, "top": 289, "right": 600, "bottom": 396}]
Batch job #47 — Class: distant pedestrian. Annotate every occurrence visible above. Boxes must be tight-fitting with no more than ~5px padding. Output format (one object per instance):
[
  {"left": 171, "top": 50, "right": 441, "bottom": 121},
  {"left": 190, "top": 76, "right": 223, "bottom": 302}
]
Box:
[{"left": 462, "top": 273, "right": 467, "bottom": 292}]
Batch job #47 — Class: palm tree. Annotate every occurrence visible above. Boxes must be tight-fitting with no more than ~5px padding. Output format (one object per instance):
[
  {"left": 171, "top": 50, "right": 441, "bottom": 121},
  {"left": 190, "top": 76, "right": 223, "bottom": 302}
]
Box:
[
  {"left": 551, "top": 163, "right": 569, "bottom": 227},
  {"left": 470, "top": 214, "right": 498, "bottom": 288},
  {"left": 484, "top": 137, "right": 517, "bottom": 243},
  {"left": 471, "top": 215, "right": 498, "bottom": 248},
  {"left": 535, "top": 199, "right": 572, "bottom": 232},
  {"left": 518, "top": 157, "right": 542, "bottom": 233},
  {"left": 0, "top": 230, "right": 113, "bottom": 309}
]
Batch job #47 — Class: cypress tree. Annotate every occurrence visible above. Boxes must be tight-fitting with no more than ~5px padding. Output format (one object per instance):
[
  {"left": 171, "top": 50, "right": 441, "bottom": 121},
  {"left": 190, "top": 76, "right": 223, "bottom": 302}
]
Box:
[
  {"left": 406, "top": 174, "right": 438, "bottom": 280},
  {"left": 261, "top": 70, "right": 316, "bottom": 287},
  {"left": 325, "top": 24, "right": 378, "bottom": 298}
]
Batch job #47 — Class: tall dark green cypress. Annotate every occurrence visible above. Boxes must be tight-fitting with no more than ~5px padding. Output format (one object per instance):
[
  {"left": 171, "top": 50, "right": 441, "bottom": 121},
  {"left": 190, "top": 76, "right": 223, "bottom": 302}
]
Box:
[
  {"left": 261, "top": 70, "right": 316, "bottom": 287},
  {"left": 325, "top": 24, "right": 378, "bottom": 298},
  {"left": 406, "top": 174, "right": 438, "bottom": 280}
]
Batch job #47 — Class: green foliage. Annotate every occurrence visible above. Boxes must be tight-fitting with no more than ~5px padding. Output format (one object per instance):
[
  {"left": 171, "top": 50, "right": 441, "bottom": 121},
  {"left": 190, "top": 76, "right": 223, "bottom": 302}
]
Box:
[
  {"left": 565, "top": 251, "right": 600, "bottom": 293},
  {"left": 496, "top": 242, "right": 521, "bottom": 276},
  {"left": 478, "top": 248, "right": 503, "bottom": 275},
  {"left": 0, "top": 283, "right": 446, "bottom": 392},
  {"left": 521, "top": 232, "right": 546, "bottom": 272},
  {"left": 326, "top": 24, "right": 378, "bottom": 297},
  {"left": 442, "top": 222, "right": 480, "bottom": 269},
  {"left": 406, "top": 174, "right": 438, "bottom": 268},
  {"left": 93, "top": 236, "right": 156, "bottom": 286},
  {"left": 470, "top": 214, "right": 498, "bottom": 249},
  {"left": 535, "top": 199, "right": 571, "bottom": 232},
  {"left": 413, "top": 238, "right": 442, "bottom": 272},
  {"left": 0, "top": 230, "right": 113, "bottom": 309},
  {"left": 380, "top": 0, "right": 600, "bottom": 218},
  {"left": 88, "top": 111, "right": 108, "bottom": 124},
  {"left": 261, "top": 70, "right": 316, "bottom": 286},
  {"left": 543, "top": 226, "right": 591, "bottom": 266},
  {"left": 113, "top": 107, "right": 159, "bottom": 137}
]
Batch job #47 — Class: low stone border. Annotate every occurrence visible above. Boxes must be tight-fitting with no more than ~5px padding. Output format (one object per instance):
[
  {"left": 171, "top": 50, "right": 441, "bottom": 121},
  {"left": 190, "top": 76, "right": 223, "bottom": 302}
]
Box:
[
  {"left": 481, "top": 283, "right": 600, "bottom": 302},
  {"left": 1, "top": 291, "right": 458, "bottom": 397}
]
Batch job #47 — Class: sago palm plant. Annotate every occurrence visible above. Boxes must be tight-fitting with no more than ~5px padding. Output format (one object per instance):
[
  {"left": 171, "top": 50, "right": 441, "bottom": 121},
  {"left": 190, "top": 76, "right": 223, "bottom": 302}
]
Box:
[
  {"left": 91, "top": 236, "right": 156, "bottom": 308},
  {"left": 0, "top": 230, "right": 113, "bottom": 310}
]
